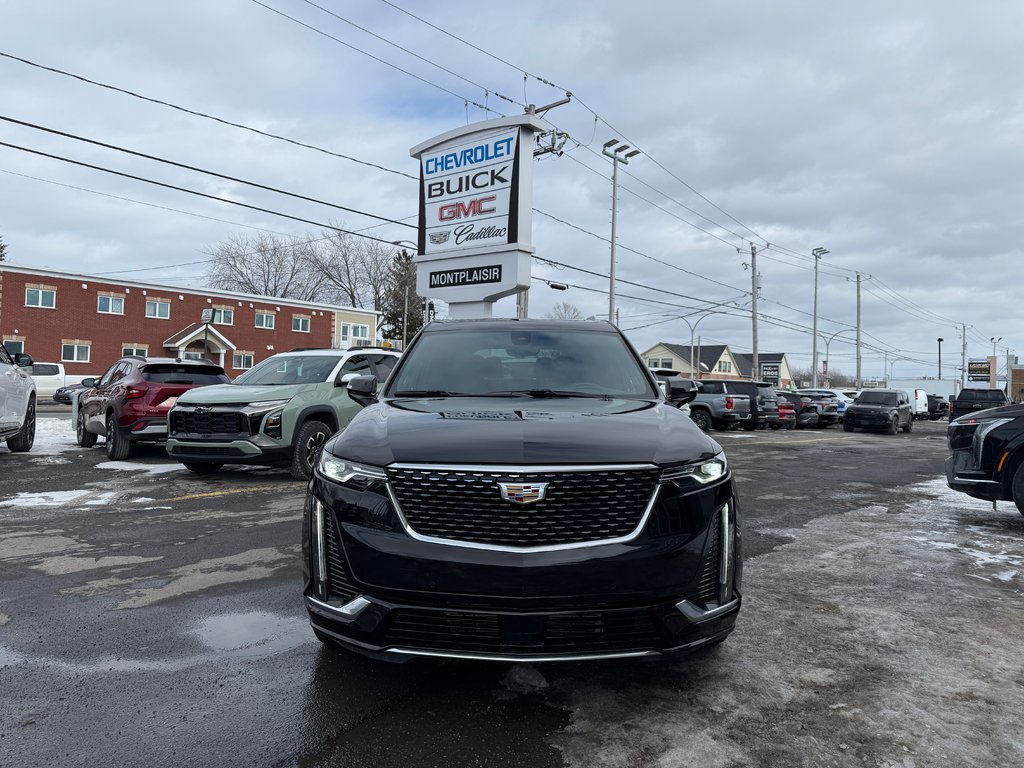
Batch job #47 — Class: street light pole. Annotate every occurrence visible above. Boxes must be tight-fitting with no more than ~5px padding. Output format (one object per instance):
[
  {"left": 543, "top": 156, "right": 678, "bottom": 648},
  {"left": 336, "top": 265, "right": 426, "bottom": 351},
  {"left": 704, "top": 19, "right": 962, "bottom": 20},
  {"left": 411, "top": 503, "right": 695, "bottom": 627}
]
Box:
[
  {"left": 937, "top": 337, "right": 943, "bottom": 379},
  {"left": 822, "top": 328, "right": 856, "bottom": 383},
  {"left": 811, "top": 247, "right": 829, "bottom": 387},
  {"left": 991, "top": 336, "right": 1002, "bottom": 357},
  {"left": 602, "top": 140, "right": 640, "bottom": 325}
]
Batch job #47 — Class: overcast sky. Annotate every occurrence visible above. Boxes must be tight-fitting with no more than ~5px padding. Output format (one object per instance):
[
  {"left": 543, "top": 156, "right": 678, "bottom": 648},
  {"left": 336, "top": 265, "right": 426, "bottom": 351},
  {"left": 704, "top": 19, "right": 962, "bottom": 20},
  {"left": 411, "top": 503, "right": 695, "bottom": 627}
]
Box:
[{"left": 2, "top": 1, "right": 1021, "bottom": 381}]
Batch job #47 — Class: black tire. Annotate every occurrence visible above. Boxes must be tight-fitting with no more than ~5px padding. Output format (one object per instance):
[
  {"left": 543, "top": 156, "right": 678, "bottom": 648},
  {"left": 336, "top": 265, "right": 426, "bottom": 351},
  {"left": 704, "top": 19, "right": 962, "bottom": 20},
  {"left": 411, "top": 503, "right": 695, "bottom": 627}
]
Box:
[
  {"left": 76, "top": 409, "right": 97, "bottom": 448},
  {"left": 902, "top": 417, "right": 913, "bottom": 434},
  {"left": 843, "top": 421, "right": 853, "bottom": 432},
  {"left": 770, "top": 423, "right": 781, "bottom": 430},
  {"left": 740, "top": 421, "right": 758, "bottom": 431},
  {"left": 105, "top": 413, "right": 132, "bottom": 460},
  {"left": 291, "top": 420, "right": 331, "bottom": 481},
  {"left": 785, "top": 420, "right": 796, "bottom": 430},
  {"left": 689, "top": 409, "right": 712, "bottom": 432},
  {"left": 1012, "top": 463, "right": 1024, "bottom": 516},
  {"left": 7, "top": 396, "right": 36, "bottom": 452},
  {"left": 887, "top": 415, "right": 899, "bottom": 435},
  {"left": 182, "top": 462, "right": 223, "bottom": 474}
]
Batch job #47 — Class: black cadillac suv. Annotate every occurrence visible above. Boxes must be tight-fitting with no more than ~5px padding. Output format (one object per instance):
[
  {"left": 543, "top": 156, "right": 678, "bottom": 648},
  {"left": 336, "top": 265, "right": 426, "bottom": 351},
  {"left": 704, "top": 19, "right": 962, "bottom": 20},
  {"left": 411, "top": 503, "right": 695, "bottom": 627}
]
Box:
[
  {"left": 302, "top": 319, "right": 742, "bottom": 662},
  {"left": 947, "top": 403, "right": 1024, "bottom": 514}
]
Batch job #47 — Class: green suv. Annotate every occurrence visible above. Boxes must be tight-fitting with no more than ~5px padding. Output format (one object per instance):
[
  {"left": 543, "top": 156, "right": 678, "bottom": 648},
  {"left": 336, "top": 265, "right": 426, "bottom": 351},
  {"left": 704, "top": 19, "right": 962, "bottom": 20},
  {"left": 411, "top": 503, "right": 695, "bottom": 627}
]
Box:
[{"left": 165, "top": 348, "right": 400, "bottom": 479}]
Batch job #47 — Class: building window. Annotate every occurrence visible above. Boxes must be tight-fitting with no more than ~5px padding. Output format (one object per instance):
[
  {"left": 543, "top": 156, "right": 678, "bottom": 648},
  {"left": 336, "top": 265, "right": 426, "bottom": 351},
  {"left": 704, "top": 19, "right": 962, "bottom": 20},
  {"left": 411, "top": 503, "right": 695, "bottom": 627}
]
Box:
[
  {"left": 145, "top": 299, "right": 171, "bottom": 319},
  {"left": 233, "top": 351, "right": 254, "bottom": 370},
  {"left": 97, "top": 295, "right": 125, "bottom": 314},
  {"left": 182, "top": 351, "right": 205, "bottom": 360},
  {"left": 212, "top": 308, "right": 234, "bottom": 325},
  {"left": 292, "top": 315, "right": 311, "bottom": 333},
  {"left": 717, "top": 360, "right": 732, "bottom": 373},
  {"left": 3, "top": 339, "right": 24, "bottom": 355},
  {"left": 26, "top": 287, "right": 56, "bottom": 308},
  {"left": 255, "top": 311, "right": 275, "bottom": 329},
  {"left": 122, "top": 346, "right": 147, "bottom": 357},
  {"left": 341, "top": 323, "right": 370, "bottom": 346},
  {"left": 61, "top": 343, "right": 91, "bottom": 363},
  {"left": 647, "top": 358, "right": 672, "bottom": 369}
]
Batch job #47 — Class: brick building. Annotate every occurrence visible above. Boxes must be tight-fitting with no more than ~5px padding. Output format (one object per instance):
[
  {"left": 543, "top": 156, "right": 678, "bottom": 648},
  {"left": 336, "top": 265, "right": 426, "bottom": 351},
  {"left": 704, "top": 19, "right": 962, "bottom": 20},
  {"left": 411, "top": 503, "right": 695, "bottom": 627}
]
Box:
[{"left": 0, "top": 263, "right": 380, "bottom": 376}]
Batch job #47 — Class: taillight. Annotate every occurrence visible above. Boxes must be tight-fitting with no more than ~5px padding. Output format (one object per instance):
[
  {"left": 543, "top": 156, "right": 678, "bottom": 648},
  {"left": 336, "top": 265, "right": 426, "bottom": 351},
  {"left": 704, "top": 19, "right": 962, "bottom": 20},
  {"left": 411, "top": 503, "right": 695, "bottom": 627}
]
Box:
[
  {"left": 125, "top": 386, "right": 146, "bottom": 399},
  {"left": 725, "top": 396, "right": 733, "bottom": 410},
  {"left": 949, "top": 402, "right": 955, "bottom": 417}
]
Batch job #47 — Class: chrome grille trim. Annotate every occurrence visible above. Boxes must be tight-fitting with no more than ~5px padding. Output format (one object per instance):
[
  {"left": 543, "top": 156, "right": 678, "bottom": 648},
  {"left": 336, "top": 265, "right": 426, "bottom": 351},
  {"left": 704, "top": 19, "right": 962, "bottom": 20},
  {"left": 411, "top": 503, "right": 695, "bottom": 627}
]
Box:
[{"left": 385, "top": 463, "right": 662, "bottom": 553}]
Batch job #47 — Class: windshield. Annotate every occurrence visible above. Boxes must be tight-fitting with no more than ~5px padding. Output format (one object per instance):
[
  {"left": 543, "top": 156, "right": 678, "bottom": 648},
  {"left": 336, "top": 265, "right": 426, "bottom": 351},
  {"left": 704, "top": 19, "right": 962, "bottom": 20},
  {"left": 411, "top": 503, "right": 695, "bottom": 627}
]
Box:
[
  {"left": 961, "top": 389, "right": 1007, "bottom": 401},
  {"left": 856, "top": 392, "right": 897, "bottom": 405},
  {"left": 387, "top": 328, "right": 658, "bottom": 398},
  {"left": 233, "top": 355, "right": 340, "bottom": 386},
  {"left": 142, "top": 364, "right": 228, "bottom": 385}
]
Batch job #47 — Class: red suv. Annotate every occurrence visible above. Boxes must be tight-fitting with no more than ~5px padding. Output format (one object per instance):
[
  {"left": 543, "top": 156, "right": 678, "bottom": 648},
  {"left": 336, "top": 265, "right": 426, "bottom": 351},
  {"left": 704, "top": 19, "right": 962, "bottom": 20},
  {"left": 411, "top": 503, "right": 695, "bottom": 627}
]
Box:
[{"left": 75, "top": 356, "right": 229, "bottom": 460}]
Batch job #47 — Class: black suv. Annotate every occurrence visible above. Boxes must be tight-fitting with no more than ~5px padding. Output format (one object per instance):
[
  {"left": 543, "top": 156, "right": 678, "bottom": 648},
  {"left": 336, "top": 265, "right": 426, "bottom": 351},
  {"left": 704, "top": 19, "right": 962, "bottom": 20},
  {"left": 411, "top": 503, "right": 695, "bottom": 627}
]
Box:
[
  {"left": 843, "top": 389, "right": 913, "bottom": 434},
  {"left": 947, "top": 403, "right": 1024, "bottom": 515},
  {"left": 302, "top": 319, "right": 742, "bottom": 662},
  {"left": 76, "top": 356, "right": 229, "bottom": 460}
]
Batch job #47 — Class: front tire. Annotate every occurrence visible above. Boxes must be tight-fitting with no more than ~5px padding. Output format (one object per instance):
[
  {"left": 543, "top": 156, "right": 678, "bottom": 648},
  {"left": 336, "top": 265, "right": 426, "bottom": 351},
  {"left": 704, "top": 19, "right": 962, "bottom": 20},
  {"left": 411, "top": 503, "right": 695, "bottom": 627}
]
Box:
[
  {"left": 843, "top": 421, "right": 853, "bottom": 432},
  {"left": 291, "top": 420, "right": 331, "bottom": 481},
  {"left": 887, "top": 415, "right": 899, "bottom": 435},
  {"left": 7, "top": 396, "right": 36, "bottom": 452},
  {"left": 183, "top": 462, "right": 223, "bottom": 475},
  {"left": 77, "top": 409, "right": 97, "bottom": 448},
  {"left": 105, "top": 414, "right": 131, "bottom": 460},
  {"left": 902, "top": 417, "right": 913, "bottom": 433},
  {"left": 689, "top": 409, "right": 711, "bottom": 432},
  {"left": 1012, "top": 463, "right": 1024, "bottom": 516}
]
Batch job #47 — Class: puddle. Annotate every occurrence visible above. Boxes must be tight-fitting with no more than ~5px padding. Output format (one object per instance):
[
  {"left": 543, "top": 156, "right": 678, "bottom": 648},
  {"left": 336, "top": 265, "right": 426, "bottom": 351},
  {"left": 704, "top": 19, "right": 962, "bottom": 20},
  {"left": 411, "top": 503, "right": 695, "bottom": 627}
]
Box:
[{"left": 195, "top": 611, "right": 309, "bottom": 656}]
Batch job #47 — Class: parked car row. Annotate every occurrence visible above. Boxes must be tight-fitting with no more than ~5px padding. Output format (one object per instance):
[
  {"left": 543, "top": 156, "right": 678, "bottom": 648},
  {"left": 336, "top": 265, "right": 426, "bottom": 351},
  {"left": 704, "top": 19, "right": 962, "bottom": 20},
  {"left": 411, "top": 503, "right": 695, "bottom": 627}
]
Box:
[{"left": 63, "top": 346, "right": 401, "bottom": 480}]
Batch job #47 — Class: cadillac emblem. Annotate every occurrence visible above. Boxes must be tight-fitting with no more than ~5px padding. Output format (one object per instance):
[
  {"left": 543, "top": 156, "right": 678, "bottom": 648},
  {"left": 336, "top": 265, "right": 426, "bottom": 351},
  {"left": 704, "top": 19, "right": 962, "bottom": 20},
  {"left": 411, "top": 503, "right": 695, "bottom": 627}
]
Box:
[
  {"left": 429, "top": 231, "right": 451, "bottom": 245},
  {"left": 497, "top": 482, "right": 549, "bottom": 505}
]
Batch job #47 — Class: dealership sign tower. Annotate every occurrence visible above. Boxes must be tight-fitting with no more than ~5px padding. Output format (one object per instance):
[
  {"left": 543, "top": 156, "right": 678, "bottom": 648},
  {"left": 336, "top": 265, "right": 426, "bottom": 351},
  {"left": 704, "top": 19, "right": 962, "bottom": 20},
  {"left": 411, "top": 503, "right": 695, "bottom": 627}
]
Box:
[{"left": 411, "top": 114, "right": 547, "bottom": 318}]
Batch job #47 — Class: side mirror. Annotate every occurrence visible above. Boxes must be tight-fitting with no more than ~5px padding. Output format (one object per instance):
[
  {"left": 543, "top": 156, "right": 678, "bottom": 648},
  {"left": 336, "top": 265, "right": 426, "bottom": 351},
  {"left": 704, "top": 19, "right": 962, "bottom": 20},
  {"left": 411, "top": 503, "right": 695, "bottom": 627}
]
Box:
[
  {"left": 346, "top": 374, "right": 378, "bottom": 408},
  {"left": 336, "top": 372, "right": 359, "bottom": 388},
  {"left": 81, "top": 378, "right": 96, "bottom": 388},
  {"left": 13, "top": 353, "right": 33, "bottom": 368},
  {"left": 667, "top": 378, "right": 698, "bottom": 407}
]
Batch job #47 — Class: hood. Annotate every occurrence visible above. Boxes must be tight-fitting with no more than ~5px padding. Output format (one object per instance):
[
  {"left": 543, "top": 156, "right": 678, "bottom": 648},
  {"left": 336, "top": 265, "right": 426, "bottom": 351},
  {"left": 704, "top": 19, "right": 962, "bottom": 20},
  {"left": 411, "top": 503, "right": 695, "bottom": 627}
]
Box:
[
  {"left": 327, "top": 396, "right": 721, "bottom": 467},
  {"left": 176, "top": 382, "right": 320, "bottom": 405},
  {"left": 848, "top": 402, "right": 897, "bottom": 411}
]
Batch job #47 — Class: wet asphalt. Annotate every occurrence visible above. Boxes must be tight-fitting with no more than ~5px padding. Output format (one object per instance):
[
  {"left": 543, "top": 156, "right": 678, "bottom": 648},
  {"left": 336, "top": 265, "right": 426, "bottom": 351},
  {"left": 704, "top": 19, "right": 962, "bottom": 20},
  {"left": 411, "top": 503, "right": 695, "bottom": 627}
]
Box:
[{"left": 3, "top": 408, "right": 1020, "bottom": 767}]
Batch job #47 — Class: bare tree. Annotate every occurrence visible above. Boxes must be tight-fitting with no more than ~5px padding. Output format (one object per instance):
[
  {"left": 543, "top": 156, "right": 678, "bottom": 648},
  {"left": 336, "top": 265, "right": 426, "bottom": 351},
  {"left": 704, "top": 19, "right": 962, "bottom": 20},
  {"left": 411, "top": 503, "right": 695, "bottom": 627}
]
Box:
[
  {"left": 0, "top": 235, "right": 7, "bottom": 262},
  {"left": 309, "top": 227, "right": 364, "bottom": 307},
  {"left": 204, "top": 233, "right": 325, "bottom": 300},
  {"left": 358, "top": 241, "right": 394, "bottom": 311},
  {"left": 546, "top": 301, "right": 584, "bottom": 320}
]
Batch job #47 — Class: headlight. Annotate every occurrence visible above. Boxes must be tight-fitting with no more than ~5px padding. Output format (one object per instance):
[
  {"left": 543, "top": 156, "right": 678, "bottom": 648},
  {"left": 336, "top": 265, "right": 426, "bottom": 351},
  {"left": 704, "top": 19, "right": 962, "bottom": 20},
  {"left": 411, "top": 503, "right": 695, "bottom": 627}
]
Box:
[
  {"left": 249, "top": 399, "right": 290, "bottom": 409},
  {"left": 970, "top": 417, "right": 1012, "bottom": 461},
  {"left": 264, "top": 409, "right": 284, "bottom": 439},
  {"left": 662, "top": 453, "right": 728, "bottom": 485},
  {"left": 318, "top": 453, "right": 387, "bottom": 489}
]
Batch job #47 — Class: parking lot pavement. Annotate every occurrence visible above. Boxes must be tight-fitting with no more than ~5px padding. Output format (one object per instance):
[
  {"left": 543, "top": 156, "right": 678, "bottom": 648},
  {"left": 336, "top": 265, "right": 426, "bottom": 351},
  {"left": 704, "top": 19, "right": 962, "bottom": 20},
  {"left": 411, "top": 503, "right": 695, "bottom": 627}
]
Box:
[{"left": 2, "top": 416, "right": 1023, "bottom": 767}]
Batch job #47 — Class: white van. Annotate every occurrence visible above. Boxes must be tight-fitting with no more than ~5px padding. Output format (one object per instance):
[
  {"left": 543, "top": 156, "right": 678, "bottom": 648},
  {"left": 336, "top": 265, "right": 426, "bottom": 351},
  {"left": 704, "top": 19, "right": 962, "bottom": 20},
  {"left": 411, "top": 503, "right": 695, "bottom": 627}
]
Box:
[{"left": 899, "top": 388, "right": 929, "bottom": 420}]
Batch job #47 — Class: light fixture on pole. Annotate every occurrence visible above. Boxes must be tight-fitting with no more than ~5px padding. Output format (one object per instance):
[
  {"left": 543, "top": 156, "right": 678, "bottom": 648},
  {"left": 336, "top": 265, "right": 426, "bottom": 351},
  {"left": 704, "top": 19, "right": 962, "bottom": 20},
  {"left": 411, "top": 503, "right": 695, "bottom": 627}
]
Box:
[
  {"left": 602, "top": 139, "right": 640, "bottom": 324},
  {"left": 991, "top": 336, "right": 1002, "bottom": 357},
  {"left": 821, "top": 328, "right": 856, "bottom": 382},
  {"left": 937, "top": 337, "right": 943, "bottom": 379},
  {"left": 810, "top": 247, "right": 829, "bottom": 386}
]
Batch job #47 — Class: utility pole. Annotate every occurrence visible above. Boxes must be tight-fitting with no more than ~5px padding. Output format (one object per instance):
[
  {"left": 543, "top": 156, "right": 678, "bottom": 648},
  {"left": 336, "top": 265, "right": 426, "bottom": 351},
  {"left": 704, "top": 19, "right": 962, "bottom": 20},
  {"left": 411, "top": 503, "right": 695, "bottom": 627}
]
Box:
[
  {"left": 855, "top": 273, "right": 862, "bottom": 388},
  {"left": 746, "top": 243, "right": 759, "bottom": 379},
  {"left": 811, "top": 247, "right": 829, "bottom": 387},
  {"left": 961, "top": 323, "right": 967, "bottom": 391}
]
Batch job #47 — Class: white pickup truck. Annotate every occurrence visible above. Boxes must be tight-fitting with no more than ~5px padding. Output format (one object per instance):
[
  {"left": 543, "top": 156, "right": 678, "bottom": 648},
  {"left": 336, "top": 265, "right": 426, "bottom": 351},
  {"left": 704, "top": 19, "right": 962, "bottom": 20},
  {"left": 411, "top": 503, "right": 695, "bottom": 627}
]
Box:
[{"left": 30, "top": 362, "right": 97, "bottom": 400}]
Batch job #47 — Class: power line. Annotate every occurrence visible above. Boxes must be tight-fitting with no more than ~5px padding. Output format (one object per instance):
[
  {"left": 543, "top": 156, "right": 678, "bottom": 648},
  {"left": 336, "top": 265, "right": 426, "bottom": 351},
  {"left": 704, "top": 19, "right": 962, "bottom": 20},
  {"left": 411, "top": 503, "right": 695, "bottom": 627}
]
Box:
[
  {"left": 247, "top": 0, "right": 498, "bottom": 116},
  {"left": 0, "top": 114, "right": 416, "bottom": 229},
  {"left": 0, "top": 139, "right": 407, "bottom": 246},
  {"left": 0, "top": 50, "right": 414, "bottom": 180}
]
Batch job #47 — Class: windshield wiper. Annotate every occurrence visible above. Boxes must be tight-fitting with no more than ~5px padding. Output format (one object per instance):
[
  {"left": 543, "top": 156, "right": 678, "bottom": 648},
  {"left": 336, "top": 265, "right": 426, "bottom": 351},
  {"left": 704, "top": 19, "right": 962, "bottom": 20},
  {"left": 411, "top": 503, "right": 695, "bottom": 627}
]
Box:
[
  {"left": 392, "top": 390, "right": 463, "bottom": 397},
  {"left": 507, "top": 389, "right": 608, "bottom": 399}
]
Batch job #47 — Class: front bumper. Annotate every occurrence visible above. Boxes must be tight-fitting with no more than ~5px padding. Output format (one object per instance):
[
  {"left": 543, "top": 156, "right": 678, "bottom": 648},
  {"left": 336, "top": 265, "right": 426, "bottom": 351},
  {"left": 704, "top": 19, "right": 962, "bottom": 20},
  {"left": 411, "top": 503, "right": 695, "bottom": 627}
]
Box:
[
  {"left": 945, "top": 449, "right": 1004, "bottom": 502},
  {"left": 303, "top": 472, "right": 742, "bottom": 661},
  {"left": 165, "top": 437, "right": 292, "bottom": 465}
]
